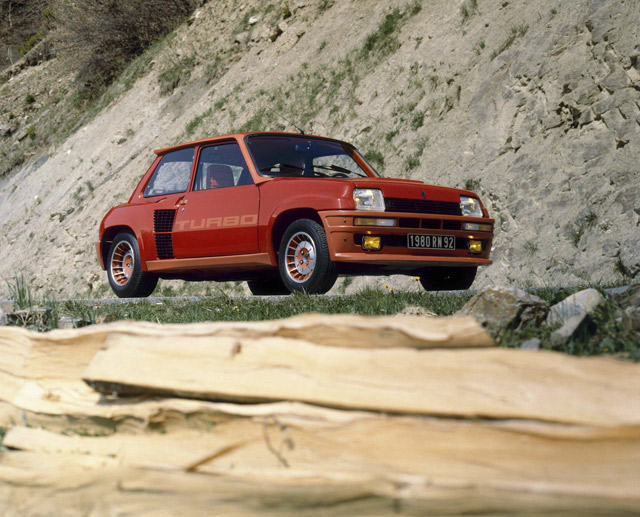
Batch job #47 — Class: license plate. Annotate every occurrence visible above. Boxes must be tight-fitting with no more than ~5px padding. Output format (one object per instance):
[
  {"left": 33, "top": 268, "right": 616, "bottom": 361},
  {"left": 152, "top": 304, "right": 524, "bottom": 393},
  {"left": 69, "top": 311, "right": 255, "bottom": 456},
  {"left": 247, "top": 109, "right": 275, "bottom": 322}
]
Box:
[{"left": 407, "top": 234, "right": 455, "bottom": 250}]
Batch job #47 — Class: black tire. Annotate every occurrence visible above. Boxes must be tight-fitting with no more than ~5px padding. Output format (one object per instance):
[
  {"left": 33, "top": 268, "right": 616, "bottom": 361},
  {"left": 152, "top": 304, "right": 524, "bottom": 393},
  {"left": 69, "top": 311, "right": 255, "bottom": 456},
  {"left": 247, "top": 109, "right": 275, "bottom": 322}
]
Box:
[
  {"left": 278, "top": 219, "right": 337, "bottom": 294},
  {"left": 107, "top": 232, "right": 158, "bottom": 298},
  {"left": 247, "top": 277, "right": 291, "bottom": 296},
  {"left": 419, "top": 266, "right": 477, "bottom": 291}
]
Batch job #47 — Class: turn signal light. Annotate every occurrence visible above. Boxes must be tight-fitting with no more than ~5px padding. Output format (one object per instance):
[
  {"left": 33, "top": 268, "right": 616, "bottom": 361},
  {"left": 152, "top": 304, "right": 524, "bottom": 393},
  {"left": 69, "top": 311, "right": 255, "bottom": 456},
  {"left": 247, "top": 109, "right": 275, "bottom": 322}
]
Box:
[
  {"left": 354, "top": 217, "right": 397, "bottom": 227},
  {"left": 463, "top": 222, "right": 493, "bottom": 232},
  {"left": 362, "top": 235, "right": 382, "bottom": 251}
]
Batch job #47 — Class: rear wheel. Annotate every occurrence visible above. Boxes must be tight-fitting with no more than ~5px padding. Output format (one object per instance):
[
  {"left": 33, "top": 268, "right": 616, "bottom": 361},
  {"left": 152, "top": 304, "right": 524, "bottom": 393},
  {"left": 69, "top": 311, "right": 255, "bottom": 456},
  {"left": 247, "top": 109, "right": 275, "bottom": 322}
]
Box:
[
  {"left": 278, "top": 219, "right": 337, "bottom": 294},
  {"left": 247, "top": 277, "right": 291, "bottom": 296},
  {"left": 107, "top": 232, "right": 158, "bottom": 298},
  {"left": 419, "top": 266, "right": 477, "bottom": 291}
]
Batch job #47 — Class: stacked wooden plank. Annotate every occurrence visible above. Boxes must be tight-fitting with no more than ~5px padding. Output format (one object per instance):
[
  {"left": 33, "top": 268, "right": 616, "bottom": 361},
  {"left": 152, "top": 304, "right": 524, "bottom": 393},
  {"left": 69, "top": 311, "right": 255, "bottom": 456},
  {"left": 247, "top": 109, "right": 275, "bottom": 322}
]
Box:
[{"left": 0, "top": 314, "right": 639, "bottom": 515}]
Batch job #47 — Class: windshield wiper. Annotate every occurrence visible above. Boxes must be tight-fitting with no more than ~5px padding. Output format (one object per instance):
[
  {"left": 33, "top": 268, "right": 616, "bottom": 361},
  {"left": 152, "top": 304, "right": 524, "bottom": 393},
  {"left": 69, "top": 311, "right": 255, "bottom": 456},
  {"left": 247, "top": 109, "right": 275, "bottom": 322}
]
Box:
[
  {"left": 260, "top": 164, "right": 304, "bottom": 176},
  {"left": 312, "top": 164, "right": 367, "bottom": 177}
]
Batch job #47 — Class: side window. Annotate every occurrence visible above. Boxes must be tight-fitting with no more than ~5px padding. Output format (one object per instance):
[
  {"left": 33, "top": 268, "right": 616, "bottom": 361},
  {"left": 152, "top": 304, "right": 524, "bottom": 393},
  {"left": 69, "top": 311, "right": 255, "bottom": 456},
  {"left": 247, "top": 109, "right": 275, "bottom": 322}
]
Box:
[
  {"left": 194, "top": 142, "right": 253, "bottom": 191},
  {"left": 144, "top": 148, "right": 195, "bottom": 197}
]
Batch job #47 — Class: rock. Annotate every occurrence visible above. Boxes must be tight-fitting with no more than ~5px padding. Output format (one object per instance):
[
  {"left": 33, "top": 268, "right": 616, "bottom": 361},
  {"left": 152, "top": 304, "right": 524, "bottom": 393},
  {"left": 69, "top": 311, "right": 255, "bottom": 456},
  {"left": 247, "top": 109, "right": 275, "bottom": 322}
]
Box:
[
  {"left": 0, "top": 123, "right": 12, "bottom": 137},
  {"left": 234, "top": 31, "right": 250, "bottom": 45},
  {"left": 550, "top": 314, "right": 592, "bottom": 346},
  {"left": 520, "top": 337, "right": 541, "bottom": 350},
  {"left": 96, "top": 313, "right": 116, "bottom": 324},
  {"left": 269, "top": 26, "right": 284, "bottom": 42},
  {"left": 547, "top": 289, "right": 605, "bottom": 346},
  {"left": 0, "top": 308, "right": 7, "bottom": 326},
  {"left": 458, "top": 286, "right": 549, "bottom": 337},
  {"left": 547, "top": 288, "right": 605, "bottom": 326},
  {"left": 7, "top": 307, "right": 53, "bottom": 328},
  {"left": 57, "top": 315, "right": 91, "bottom": 330},
  {"left": 397, "top": 305, "right": 436, "bottom": 317},
  {"left": 0, "top": 300, "right": 15, "bottom": 313},
  {"left": 600, "top": 68, "right": 631, "bottom": 92}
]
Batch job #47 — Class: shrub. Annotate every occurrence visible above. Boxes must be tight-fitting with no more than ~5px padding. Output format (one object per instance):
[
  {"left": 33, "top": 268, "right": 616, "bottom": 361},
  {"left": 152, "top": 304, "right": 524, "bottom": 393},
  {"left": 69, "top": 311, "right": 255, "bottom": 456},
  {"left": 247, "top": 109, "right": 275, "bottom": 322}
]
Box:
[{"left": 52, "top": 0, "right": 199, "bottom": 98}]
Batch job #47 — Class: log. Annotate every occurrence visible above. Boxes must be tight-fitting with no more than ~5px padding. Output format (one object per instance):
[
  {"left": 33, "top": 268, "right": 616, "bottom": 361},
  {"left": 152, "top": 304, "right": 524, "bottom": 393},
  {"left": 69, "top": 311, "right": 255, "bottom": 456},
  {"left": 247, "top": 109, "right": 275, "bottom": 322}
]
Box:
[
  {"left": 83, "top": 333, "right": 640, "bottom": 426},
  {"left": 1, "top": 314, "right": 639, "bottom": 514},
  {"left": 2, "top": 413, "right": 639, "bottom": 515},
  {"left": 0, "top": 313, "right": 492, "bottom": 429}
]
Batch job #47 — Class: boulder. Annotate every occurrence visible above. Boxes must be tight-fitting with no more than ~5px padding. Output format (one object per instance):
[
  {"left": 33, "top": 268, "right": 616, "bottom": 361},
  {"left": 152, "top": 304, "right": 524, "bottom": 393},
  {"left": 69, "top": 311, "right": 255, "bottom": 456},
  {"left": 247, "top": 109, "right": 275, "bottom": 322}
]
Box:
[
  {"left": 458, "top": 286, "right": 549, "bottom": 337},
  {"left": 547, "top": 288, "right": 605, "bottom": 326},
  {"left": 547, "top": 288, "right": 605, "bottom": 346}
]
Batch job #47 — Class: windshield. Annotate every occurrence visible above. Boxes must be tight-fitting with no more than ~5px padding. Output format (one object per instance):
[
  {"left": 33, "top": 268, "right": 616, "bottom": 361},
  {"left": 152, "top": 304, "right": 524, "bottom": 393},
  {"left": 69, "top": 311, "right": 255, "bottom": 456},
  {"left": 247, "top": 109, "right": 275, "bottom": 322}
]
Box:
[{"left": 246, "top": 134, "right": 378, "bottom": 179}]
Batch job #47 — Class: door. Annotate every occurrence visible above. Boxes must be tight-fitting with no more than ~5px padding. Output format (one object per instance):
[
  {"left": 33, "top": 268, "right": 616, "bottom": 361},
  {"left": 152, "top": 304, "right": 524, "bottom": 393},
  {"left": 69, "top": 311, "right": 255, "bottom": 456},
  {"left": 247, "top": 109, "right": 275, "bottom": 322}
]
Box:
[{"left": 172, "top": 142, "right": 259, "bottom": 258}]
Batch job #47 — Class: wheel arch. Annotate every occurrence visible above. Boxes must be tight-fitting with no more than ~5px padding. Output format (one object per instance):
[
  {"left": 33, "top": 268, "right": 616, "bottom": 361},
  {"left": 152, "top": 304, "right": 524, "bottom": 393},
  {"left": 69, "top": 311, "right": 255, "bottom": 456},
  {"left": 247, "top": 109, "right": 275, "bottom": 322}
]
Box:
[
  {"left": 100, "top": 225, "right": 137, "bottom": 270},
  {"left": 270, "top": 208, "right": 322, "bottom": 260}
]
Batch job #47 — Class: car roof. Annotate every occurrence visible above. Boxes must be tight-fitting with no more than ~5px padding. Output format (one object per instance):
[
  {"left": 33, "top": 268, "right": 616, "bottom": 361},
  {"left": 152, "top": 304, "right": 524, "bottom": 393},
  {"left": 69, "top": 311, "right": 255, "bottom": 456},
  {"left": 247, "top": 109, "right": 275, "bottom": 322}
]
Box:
[{"left": 153, "top": 132, "right": 351, "bottom": 155}]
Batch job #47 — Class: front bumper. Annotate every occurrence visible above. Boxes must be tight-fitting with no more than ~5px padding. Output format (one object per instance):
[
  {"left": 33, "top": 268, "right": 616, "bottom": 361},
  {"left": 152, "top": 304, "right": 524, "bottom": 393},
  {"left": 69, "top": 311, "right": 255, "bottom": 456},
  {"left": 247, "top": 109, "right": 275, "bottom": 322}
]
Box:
[{"left": 319, "top": 210, "right": 493, "bottom": 267}]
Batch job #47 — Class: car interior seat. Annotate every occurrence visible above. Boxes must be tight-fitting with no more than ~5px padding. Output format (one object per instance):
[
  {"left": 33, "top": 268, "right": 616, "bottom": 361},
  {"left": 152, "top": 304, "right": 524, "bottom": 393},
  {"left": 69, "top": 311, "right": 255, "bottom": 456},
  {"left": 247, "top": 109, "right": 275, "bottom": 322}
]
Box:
[{"left": 206, "top": 164, "right": 235, "bottom": 188}]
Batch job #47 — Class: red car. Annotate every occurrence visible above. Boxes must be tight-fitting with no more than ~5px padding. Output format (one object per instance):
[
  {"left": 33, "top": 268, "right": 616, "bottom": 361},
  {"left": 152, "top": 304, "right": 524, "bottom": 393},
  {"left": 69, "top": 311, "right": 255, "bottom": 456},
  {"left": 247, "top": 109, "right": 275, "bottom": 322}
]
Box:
[{"left": 96, "top": 132, "right": 493, "bottom": 297}]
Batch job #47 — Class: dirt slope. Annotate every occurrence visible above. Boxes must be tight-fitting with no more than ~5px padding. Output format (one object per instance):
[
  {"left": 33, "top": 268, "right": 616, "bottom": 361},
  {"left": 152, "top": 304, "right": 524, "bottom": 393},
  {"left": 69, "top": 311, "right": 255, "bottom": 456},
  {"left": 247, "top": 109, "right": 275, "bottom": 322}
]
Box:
[{"left": 0, "top": 0, "right": 638, "bottom": 298}]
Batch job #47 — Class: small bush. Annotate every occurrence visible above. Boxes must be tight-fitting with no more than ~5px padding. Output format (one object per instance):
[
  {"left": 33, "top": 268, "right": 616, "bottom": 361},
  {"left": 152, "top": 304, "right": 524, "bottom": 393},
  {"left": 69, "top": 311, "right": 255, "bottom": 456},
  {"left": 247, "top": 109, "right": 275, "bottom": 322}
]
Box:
[
  {"left": 464, "top": 178, "right": 480, "bottom": 191},
  {"left": 359, "top": 1, "right": 421, "bottom": 62},
  {"left": 159, "top": 55, "right": 197, "bottom": 96},
  {"left": 410, "top": 111, "right": 425, "bottom": 130},
  {"left": 365, "top": 149, "right": 385, "bottom": 169},
  {"left": 460, "top": 0, "right": 478, "bottom": 22}
]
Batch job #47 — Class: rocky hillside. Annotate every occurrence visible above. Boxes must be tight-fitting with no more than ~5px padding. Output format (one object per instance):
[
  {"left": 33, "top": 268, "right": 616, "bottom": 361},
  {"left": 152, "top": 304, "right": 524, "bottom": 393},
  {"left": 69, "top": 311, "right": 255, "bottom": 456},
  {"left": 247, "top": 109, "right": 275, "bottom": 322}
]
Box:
[{"left": 0, "top": 0, "right": 639, "bottom": 298}]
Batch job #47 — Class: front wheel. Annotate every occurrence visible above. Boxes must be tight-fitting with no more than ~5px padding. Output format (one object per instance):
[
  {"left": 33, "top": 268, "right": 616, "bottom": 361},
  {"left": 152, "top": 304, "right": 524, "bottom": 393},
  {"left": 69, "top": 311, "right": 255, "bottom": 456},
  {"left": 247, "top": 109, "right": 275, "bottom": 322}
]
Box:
[
  {"left": 107, "top": 232, "right": 158, "bottom": 298},
  {"left": 419, "top": 266, "right": 477, "bottom": 291},
  {"left": 278, "top": 219, "right": 337, "bottom": 294}
]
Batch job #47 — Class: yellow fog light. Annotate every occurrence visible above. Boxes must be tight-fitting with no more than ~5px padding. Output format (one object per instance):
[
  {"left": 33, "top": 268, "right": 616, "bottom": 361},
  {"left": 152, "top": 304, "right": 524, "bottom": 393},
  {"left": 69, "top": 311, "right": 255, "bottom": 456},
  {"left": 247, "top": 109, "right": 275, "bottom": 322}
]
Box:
[
  {"left": 362, "top": 235, "right": 382, "bottom": 250},
  {"left": 468, "top": 239, "right": 483, "bottom": 254}
]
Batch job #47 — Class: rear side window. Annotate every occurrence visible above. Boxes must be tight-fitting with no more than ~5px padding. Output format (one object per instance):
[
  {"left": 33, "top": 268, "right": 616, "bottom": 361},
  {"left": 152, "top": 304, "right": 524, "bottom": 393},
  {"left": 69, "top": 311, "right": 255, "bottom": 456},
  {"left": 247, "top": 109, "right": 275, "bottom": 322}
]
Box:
[{"left": 144, "top": 148, "right": 195, "bottom": 197}]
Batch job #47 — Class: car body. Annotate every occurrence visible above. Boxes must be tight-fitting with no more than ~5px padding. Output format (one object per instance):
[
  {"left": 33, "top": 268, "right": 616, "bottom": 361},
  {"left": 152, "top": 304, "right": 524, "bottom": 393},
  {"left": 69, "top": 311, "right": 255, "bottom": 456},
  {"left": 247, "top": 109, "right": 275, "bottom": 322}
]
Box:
[{"left": 96, "top": 132, "right": 494, "bottom": 297}]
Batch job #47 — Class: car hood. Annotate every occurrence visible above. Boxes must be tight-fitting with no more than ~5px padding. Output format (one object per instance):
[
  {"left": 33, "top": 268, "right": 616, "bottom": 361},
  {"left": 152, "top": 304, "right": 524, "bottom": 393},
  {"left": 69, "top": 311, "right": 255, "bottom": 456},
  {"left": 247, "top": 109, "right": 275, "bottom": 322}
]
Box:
[{"left": 352, "top": 177, "right": 472, "bottom": 204}]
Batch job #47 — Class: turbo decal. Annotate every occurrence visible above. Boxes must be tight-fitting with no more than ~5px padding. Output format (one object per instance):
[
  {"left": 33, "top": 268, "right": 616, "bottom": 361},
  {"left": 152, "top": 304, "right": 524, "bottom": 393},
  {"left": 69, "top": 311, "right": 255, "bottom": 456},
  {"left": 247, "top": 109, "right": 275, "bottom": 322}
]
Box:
[{"left": 173, "top": 214, "right": 257, "bottom": 231}]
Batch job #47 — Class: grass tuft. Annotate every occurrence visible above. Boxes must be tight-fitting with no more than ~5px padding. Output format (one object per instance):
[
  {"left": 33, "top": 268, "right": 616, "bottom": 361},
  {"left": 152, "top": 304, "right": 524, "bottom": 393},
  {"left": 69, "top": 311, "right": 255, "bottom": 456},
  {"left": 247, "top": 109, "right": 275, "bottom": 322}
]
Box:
[{"left": 490, "top": 24, "right": 528, "bottom": 60}]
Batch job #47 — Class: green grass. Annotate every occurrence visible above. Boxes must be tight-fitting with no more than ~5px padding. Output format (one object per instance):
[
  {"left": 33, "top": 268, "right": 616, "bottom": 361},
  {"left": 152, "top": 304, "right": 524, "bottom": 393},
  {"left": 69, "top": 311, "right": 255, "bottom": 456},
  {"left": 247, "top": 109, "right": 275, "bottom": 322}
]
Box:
[
  {"left": 491, "top": 24, "right": 529, "bottom": 60},
  {"left": 359, "top": 1, "right": 421, "bottom": 62},
  {"left": 55, "top": 288, "right": 471, "bottom": 326},
  {"left": 4, "top": 280, "right": 638, "bottom": 362},
  {"left": 185, "top": 108, "right": 213, "bottom": 137},
  {"left": 6, "top": 275, "right": 34, "bottom": 310},
  {"left": 460, "top": 0, "right": 478, "bottom": 23}
]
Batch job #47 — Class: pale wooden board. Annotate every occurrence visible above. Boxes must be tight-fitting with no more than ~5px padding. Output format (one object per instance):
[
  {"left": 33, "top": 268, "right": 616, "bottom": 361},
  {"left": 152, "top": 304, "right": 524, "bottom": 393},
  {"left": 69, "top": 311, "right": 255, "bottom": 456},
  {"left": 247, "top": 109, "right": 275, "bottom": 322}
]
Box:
[
  {"left": 2, "top": 315, "right": 640, "bottom": 515},
  {"left": 2, "top": 420, "right": 639, "bottom": 516},
  {"left": 4, "top": 414, "right": 640, "bottom": 498},
  {"left": 0, "top": 314, "right": 491, "bottom": 429},
  {"left": 83, "top": 333, "right": 640, "bottom": 426}
]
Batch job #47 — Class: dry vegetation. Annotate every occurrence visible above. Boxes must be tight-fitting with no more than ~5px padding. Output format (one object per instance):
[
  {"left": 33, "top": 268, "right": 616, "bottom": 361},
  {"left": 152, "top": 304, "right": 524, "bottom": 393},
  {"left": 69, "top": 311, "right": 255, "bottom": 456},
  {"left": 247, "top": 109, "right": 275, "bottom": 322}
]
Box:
[{"left": 51, "top": 0, "right": 201, "bottom": 99}]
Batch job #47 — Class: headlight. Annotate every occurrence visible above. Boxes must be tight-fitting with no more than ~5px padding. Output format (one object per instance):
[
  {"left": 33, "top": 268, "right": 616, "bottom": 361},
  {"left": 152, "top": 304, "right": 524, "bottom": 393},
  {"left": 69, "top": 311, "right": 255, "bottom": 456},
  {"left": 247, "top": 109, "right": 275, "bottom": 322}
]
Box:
[
  {"left": 460, "top": 195, "right": 483, "bottom": 217},
  {"left": 353, "top": 188, "right": 385, "bottom": 211}
]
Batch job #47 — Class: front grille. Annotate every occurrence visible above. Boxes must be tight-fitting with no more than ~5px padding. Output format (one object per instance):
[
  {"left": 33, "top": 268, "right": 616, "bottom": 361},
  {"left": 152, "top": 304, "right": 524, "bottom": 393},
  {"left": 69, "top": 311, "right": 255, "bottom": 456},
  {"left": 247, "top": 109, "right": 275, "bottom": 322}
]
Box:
[
  {"left": 385, "top": 198, "right": 462, "bottom": 216},
  {"left": 155, "top": 234, "right": 174, "bottom": 259},
  {"left": 154, "top": 209, "right": 176, "bottom": 233}
]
